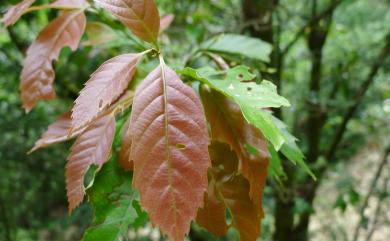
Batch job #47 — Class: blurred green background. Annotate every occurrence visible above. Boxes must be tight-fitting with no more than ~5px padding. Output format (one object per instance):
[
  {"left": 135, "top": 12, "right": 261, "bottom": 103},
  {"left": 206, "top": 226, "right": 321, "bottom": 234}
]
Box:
[{"left": 0, "top": 0, "right": 389, "bottom": 241}]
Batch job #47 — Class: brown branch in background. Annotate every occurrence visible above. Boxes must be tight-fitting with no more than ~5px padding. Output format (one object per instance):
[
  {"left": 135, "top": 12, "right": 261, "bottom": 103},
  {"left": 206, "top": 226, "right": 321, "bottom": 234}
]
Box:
[
  {"left": 352, "top": 146, "right": 390, "bottom": 241},
  {"left": 326, "top": 34, "right": 390, "bottom": 163},
  {"left": 365, "top": 176, "right": 389, "bottom": 241},
  {"left": 281, "top": 0, "right": 343, "bottom": 57},
  {"left": 206, "top": 52, "right": 229, "bottom": 71}
]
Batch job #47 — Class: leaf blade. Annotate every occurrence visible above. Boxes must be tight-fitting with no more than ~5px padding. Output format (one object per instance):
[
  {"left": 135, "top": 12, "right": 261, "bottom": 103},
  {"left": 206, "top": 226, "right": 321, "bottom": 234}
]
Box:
[
  {"left": 20, "top": 10, "right": 86, "bottom": 112},
  {"left": 1, "top": 0, "right": 36, "bottom": 27},
  {"left": 130, "top": 64, "right": 210, "bottom": 241},
  {"left": 72, "top": 53, "right": 142, "bottom": 129},
  {"left": 66, "top": 113, "right": 116, "bottom": 212},
  {"left": 95, "top": 0, "right": 160, "bottom": 43}
]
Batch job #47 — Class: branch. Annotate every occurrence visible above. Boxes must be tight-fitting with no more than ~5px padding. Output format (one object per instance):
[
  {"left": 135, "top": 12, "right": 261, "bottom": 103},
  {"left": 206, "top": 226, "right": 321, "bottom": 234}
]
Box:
[
  {"left": 326, "top": 34, "right": 390, "bottom": 162},
  {"left": 351, "top": 145, "right": 390, "bottom": 241},
  {"left": 281, "top": 0, "right": 343, "bottom": 57}
]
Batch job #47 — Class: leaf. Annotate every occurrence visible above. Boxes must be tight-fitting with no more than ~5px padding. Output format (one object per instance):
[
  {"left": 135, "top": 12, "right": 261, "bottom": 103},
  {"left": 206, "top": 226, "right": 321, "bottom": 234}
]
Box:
[
  {"left": 1, "top": 0, "right": 35, "bottom": 27},
  {"left": 129, "top": 64, "right": 210, "bottom": 241},
  {"left": 20, "top": 10, "right": 86, "bottom": 112},
  {"left": 49, "top": 0, "right": 88, "bottom": 9},
  {"left": 272, "top": 116, "right": 316, "bottom": 180},
  {"left": 83, "top": 157, "right": 141, "bottom": 241},
  {"left": 202, "top": 34, "right": 273, "bottom": 62},
  {"left": 268, "top": 144, "right": 286, "bottom": 181},
  {"left": 159, "top": 14, "right": 174, "bottom": 34},
  {"left": 30, "top": 112, "right": 86, "bottom": 153},
  {"left": 95, "top": 0, "right": 160, "bottom": 43},
  {"left": 200, "top": 89, "right": 268, "bottom": 207},
  {"left": 83, "top": 22, "right": 117, "bottom": 46},
  {"left": 180, "top": 66, "right": 290, "bottom": 150},
  {"left": 198, "top": 142, "right": 263, "bottom": 241},
  {"left": 72, "top": 53, "right": 142, "bottom": 129},
  {"left": 119, "top": 116, "right": 133, "bottom": 171},
  {"left": 66, "top": 113, "right": 116, "bottom": 212},
  {"left": 196, "top": 179, "right": 229, "bottom": 237}
]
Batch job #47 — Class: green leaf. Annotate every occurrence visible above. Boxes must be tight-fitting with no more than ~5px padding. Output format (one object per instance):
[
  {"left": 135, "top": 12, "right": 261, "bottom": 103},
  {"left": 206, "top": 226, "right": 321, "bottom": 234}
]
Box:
[
  {"left": 179, "top": 66, "right": 290, "bottom": 149},
  {"left": 268, "top": 144, "right": 286, "bottom": 181},
  {"left": 271, "top": 116, "right": 316, "bottom": 180},
  {"left": 82, "top": 158, "right": 141, "bottom": 241},
  {"left": 201, "top": 34, "right": 273, "bottom": 62}
]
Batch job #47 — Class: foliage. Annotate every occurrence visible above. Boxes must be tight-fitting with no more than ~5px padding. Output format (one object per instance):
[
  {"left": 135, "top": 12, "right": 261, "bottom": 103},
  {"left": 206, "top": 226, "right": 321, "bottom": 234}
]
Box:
[{"left": 1, "top": 0, "right": 390, "bottom": 241}]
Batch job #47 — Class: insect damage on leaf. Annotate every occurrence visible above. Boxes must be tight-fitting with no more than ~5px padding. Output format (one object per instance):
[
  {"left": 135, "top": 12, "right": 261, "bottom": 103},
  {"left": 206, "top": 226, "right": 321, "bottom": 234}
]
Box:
[
  {"left": 20, "top": 10, "right": 86, "bottom": 112},
  {"left": 129, "top": 62, "right": 210, "bottom": 241},
  {"left": 200, "top": 88, "right": 269, "bottom": 211},
  {"left": 72, "top": 53, "right": 144, "bottom": 129},
  {"left": 197, "top": 142, "right": 264, "bottom": 241},
  {"left": 95, "top": 0, "right": 160, "bottom": 44}
]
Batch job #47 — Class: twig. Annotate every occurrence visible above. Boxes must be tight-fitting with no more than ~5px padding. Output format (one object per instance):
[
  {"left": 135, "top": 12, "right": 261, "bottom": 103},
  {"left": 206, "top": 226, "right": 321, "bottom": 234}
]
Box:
[
  {"left": 281, "top": 0, "right": 343, "bottom": 57},
  {"left": 326, "top": 35, "right": 390, "bottom": 162},
  {"left": 365, "top": 177, "right": 389, "bottom": 241},
  {"left": 351, "top": 145, "right": 390, "bottom": 241}
]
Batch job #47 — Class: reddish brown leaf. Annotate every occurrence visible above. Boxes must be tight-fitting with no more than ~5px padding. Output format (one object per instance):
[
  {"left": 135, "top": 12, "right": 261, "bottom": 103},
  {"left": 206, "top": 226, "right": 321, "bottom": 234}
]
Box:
[
  {"left": 119, "top": 116, "right": 134, "bottom": 171},
  {"left": 71, "top": 53, "right": 142, "bottom": 129},
  {"left": 1, "top": 0, "right": 35, "bottom": 27},
  {"left": 200, "top": 88, "right": 269, "bottom": 209},
  {"left": 159, "top": 14, "right": 174, "bottom": 34},
  {"left": 95, "top": 0, "right": 160, "bottom": 43},
  {"left": 66, "top": 113, "right": 116, "bottom": 212},
  {"left": 129, "top": 64, "right": 210, "bottom": 241},
  {"left": 196, "top": 180, "right": 229, "bottom": 237},
  {"left": 30, "top": 112, "right": 86, "bottom": 153},
  {"left": 50, "top": 0, "right": 88, "bottom": 8},
  {"left": 20, "top": 10, "right": 86, "bottom": 112},
  {"left": 206, "top": 142, "right": 263, "bottom": 241}
]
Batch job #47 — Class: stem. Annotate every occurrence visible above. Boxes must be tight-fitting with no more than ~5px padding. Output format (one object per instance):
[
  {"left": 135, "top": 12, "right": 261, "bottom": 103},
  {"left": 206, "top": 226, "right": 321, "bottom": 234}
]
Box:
[
  {"left": 351, "top": 146, "right": 390, "bottom": 241},
  {"left": 326, "top": 34, "right": 390, "bottom": 163}
]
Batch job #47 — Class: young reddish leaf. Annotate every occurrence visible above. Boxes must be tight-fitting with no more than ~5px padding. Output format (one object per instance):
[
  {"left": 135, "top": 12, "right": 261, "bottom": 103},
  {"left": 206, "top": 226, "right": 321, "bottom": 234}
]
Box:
[
  {"left": 95, "top": 0, "right": 160, "bottom": 43},
  {"left": 50, "top": 0, "right": 88, "bottom": 8},
  {"left": 196, "top": 180, "right": 229, "bottom": 237},
  {"left": 159, "top": 14, "right": 174, "bottom": 34},
  {"left": 30, "top": 112, "right": 86, "bottom": 153},
  {"left": 1, "top": 0, "right": 35, "bottom": 27},
  {"left": 71, "top": 53, "right": 143, "bottom": 129},
  {"left": 200, "top": 88, "right": 269, "bottom": 208},
  {"left": 20, "top": 10, "right": 86, "bottom": 112},
  {"left": 130, "top": 64, "right": 210, "bottom": 241},
  {"left": 204, "top": 142, "right": 263, "bottom": 241},
  {"left": 119, "top": 116, "right": 134, "bottom": 171},
  {"left": 66, "top": 113, "right": 116, "bottom": 212}
]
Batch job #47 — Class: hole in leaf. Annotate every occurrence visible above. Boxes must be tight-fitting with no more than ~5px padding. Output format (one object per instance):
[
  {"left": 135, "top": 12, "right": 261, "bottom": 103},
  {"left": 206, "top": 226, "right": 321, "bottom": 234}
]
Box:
[
  {"left": 247, "top": 87, "right": 252, "bottom": 91},
  {"left": 238, "top": 74, "right": 244, "bottom": 78},
  {"left": 176, "top": 143, "right": 186, "bottom": 150}
]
